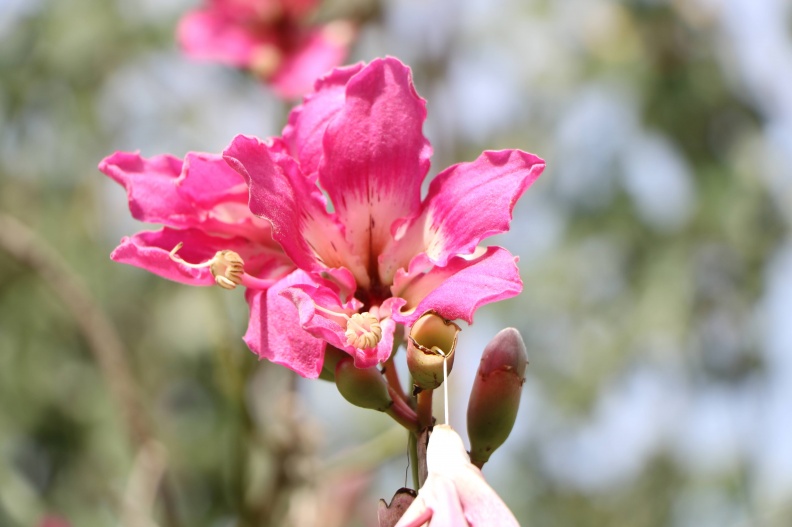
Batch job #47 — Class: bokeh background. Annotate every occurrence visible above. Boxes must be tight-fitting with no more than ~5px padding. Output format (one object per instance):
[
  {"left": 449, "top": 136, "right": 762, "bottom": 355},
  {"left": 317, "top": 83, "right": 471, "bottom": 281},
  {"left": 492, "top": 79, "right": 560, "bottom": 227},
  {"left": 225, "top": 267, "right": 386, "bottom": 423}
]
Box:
[{"left": 2, "top": 0, "right": 792, "bottom": 525}]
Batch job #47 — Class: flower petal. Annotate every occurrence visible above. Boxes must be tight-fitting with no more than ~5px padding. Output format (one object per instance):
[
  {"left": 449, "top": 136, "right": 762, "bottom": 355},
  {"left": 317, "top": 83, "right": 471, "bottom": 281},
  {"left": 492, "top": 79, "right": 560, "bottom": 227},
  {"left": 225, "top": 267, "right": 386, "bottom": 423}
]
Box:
[
  {"left": 224, "top": 134, "right": 366, "bottom": 283},
  {"left": 243, "top": 273, "right": 326, "bottom": 378},
  {"left": 112, "top": 227, "right": 289, "bottom": 286},
  {"left": 282, "top": 62, "right": 365, "bottom": 174},
  {"left": 176, "top": 152, "right": 249, "bottom": 210},
  {"left": 391, "top": 247, "right": 522, "bottom": 326},
  {"left": 424, "top": 425, "right": 519, "bottom": 527},
  {"left": 453, "top": 466, "right": 520, "bottom": 527},
  {"left": 270, "top": 22, "right": 355, "bottom": 100},
  {"left": 319, "top": 57, "right": 432, "bottom": 273},
  {"left": 177, "top": 8, "right": 269, "bottom": 67},
  {"left": 381, "top": 149, "right": 545, "bottom": 283},
  {"left": 100, "top": 151, "right": 192, "bottom": 225},
  {"left": 394, "top": 477, "right": 464, "bottom": 527},
  {"left": 111, "top": 228, "right": 259, "bottom": 285},
  {"left": 100, "top": 150, "right": 262, "bottom": 238},
  {"left": 280, "top": 274, "right": 399, "bottom": 368}
]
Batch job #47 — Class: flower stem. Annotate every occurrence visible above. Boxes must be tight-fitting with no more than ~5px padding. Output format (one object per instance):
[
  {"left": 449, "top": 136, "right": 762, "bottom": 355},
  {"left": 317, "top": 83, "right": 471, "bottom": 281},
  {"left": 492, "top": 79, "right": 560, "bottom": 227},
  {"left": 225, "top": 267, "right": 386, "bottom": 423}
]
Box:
[
  {"left": 383, "top": 351, "right": 408, "bottom": 404},
  {"left": 408, "top": 431, "right": 419, "bottom": 490},
  {"left": 416, "top": 389, "right": 434, "bottom": 430},
  {"left": 386, "top": 386, "right": 419, "bottom": 430}
]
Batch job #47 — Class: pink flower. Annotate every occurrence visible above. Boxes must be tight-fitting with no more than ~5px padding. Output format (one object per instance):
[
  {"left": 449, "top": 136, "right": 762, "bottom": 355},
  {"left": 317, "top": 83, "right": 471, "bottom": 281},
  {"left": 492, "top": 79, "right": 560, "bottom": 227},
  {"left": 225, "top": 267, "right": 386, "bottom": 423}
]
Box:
[
  {"left": 394, "top": 425, "right": 520, "bottom": 527},
  {"left": 101, "top": 58, "right": 544, "bottom": 379},
  {"left": 177, "top": 0, "right": 355, "bottom": 99},
  {"left": 222, "top": 57, "right": 544, "bottom": 377},
  {"left": 38, "top": 516, "right": 71, "bottom": 527}
]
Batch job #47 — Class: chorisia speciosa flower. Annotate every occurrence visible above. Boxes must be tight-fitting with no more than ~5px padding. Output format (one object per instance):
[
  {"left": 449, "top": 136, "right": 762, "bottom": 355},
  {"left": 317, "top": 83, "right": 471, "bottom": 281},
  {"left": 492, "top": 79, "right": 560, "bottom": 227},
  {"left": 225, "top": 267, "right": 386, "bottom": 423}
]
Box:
[
  {"left": 223, "top": 58, "right": 544, "bottom": 377},
  {"left": 177, "top": 0, "right": 355, "bottom": 99},
  {"left": 102, "top": 57, "right": 544, "bottom": 379},
  {"left": 393, "top": 425, "right": 520, "bottom": 527}
]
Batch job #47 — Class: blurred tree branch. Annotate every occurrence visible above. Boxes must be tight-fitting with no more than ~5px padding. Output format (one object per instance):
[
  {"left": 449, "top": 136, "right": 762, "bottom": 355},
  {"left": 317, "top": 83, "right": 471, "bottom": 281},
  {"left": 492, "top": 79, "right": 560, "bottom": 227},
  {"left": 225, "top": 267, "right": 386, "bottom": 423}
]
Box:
[{"left": 0, "top": 212, "right": 180, "bottom": 527}]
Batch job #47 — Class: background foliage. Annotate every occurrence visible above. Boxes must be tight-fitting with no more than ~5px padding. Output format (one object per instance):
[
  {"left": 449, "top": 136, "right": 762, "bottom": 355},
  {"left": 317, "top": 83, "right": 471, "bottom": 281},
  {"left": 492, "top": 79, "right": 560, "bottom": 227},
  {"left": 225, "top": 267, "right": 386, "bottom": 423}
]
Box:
[{"left": 1, "top": 0, "right": 791, "bottom": 525}]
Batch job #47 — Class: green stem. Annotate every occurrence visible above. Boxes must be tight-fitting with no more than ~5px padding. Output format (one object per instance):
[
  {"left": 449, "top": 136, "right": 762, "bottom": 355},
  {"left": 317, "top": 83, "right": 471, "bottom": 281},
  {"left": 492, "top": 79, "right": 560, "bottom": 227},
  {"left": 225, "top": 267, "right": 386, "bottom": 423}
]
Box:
[{"left": 408, "top": 431, "right": 419, "bottom": 490}]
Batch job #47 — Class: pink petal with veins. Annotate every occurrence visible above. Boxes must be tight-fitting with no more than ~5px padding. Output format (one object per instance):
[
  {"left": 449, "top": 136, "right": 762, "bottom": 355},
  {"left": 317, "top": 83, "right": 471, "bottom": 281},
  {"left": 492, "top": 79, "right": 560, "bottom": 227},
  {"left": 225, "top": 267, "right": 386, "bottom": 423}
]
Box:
[
  {"left": 392, "top": 247, "right": 522, "bottom": 326},
  {"left": 244, "top": 271, "right": 326, "bottom": 378},
  {"left": 319, "top": 57, "right": 432, "bottom": 275}
]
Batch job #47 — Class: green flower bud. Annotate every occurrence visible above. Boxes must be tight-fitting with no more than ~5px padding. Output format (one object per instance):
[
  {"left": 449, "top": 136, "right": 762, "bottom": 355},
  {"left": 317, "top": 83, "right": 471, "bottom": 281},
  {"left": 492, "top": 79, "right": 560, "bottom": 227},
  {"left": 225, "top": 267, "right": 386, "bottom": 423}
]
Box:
[
  {"left": 467, "top": 328, "right": 528, "bottom": 468},
  {"left": 335, "top": 357, "right": 393, "bottom": 412},
  {"left": 318, "top": 345, "right": 347, "bottom": 382},
  {"left": 407, "top": 312, "right": 460, "bottom": 391}
]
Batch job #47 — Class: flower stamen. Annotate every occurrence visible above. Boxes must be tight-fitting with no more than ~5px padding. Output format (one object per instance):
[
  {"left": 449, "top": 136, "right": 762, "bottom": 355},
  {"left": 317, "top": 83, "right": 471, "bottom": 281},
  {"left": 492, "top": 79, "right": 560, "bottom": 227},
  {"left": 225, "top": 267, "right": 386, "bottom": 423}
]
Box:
[
  {"left": 169, "top": 243, "right": 273, "bottom": 290},
  {"left": 345, "top": 312, "right": 382, "bottom": 350},
  {"left": 312, "top": 306, "right": 383, "bottom": 350}
]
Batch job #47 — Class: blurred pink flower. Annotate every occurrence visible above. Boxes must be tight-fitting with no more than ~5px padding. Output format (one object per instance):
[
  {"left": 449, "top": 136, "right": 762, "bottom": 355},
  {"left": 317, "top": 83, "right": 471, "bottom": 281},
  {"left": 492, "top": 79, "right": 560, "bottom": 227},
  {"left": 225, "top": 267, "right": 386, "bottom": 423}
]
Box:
[
  {"left": 177, "top": 0, "right": 355, "bottom": 99},
  {"left": 223, "top": 57, "right": 544, "bottom": 376},
  {"left": 38, "top": 516, "right": 71, "bottom": 527},
  {"left": 394, "top": 425, "right": 520, "bottom": 527}
]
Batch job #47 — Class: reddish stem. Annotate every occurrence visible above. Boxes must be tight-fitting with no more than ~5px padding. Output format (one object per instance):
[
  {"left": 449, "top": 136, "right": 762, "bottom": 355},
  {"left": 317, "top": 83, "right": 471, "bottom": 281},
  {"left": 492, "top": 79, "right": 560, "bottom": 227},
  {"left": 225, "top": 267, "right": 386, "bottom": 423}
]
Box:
[
  {"left": 416, "top": 389, "right": 434, "bottom": 430},
  {"left": 386, "top": 386, "right": 419, "bottom": 431},
  {"left": 383, "top": 352, "right": 409, "bottom": 404}
]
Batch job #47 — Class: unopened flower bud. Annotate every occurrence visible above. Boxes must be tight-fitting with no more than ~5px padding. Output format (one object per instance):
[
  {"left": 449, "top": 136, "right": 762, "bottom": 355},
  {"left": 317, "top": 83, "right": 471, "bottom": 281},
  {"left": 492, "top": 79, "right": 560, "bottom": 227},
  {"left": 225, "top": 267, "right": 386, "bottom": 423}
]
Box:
[
  {"left": 407, "top": 312, "right": 460, "bottom": 391},
  {"left": 318, "top": 346, "right": 347, "bottom": 382},
  {"left": 467, "top": 328, "right": 528, "bottom": 468},
  {"left": 335, "top": 357, "right": 393, "bottom": 412}
]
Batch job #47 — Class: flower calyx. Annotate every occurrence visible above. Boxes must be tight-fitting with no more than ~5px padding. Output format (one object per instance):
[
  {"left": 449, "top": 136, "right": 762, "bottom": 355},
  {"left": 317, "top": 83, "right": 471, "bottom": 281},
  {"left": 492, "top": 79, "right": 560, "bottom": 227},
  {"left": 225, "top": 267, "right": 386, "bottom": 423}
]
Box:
[{"left": 407, "top": 312, "right": 460, "bottom": 392}]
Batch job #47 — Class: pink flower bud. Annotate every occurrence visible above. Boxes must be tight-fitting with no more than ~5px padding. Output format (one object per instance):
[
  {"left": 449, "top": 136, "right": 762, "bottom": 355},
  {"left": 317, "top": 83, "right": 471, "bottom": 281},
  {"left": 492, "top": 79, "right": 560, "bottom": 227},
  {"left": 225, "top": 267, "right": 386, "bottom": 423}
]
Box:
[
  {"left": 335, "top": 357, "right": 393, "bottom": 411},
  {"left": 467, "top": 328, "right": 528, "bottom": 467},
  {"left": 407, "top": 312, "right": 460, "bottom": 391}
]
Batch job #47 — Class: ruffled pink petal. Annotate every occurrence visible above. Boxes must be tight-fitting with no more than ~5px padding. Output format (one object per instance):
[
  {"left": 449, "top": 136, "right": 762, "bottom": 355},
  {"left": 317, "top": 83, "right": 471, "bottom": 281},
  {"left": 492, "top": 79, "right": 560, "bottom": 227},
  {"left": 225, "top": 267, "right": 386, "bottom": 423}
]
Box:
[
  {"left": 101, "top": 151, "right": 262, "bottom": 237},
  {"left": 391, "top": 247, "right": 522, "bottom": 326},
  {"left": 110, "top": 228, "right": 260, "bottom": 285},
  {"left": 282, "top": 62, "right": 365, "bottom": 175},
  {"left": 282, "top": 283, "right": 357, "bottom": 351},
  {"left": 270, "top": 23, "right": 354, "bottom": 100},
  {"left": 318, "top": 57, "right": 432, "bottom": 273},
  {"left": 100, "top": 151, "right": 192, "bottom": 225},
  {"left": 381, "top": 149, "right": 544, "bottom": 283},
  {"left": 177, "top": 8, "right": 272, "bottom": 67},
  {"left": 224, "top": 134, "right": 367, "bottom": 283},
  {"left": 243, "top": 272, "right": 326, "bottom": 378},
  {"left": 280, "top": 274, "right": 398, "bottom": 367},
  {"left": 177, "top": 152, "right": 249, "bottom": 209}
]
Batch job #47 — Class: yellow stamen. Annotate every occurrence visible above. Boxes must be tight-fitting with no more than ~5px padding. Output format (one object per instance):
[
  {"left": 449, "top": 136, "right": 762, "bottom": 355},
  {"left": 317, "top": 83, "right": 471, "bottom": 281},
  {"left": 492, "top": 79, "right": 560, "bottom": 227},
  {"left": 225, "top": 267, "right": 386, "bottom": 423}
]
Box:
[
  {"left": 169, "top": 243, "right": 245, "bottom": 290},
  {"left": 313, "top": 306, "right": 383, "bottom": 350},
  {"left": 345, "top": 312, "right": 382, "bottom": 350}
]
